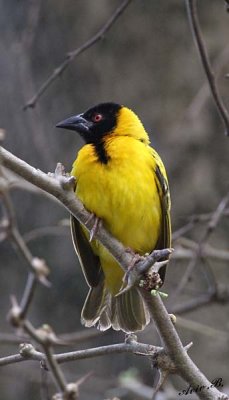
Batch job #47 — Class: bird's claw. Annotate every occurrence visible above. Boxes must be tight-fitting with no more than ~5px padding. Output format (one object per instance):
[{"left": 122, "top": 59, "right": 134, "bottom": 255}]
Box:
[
  {"left": 85, "top": 213, "right": 102, "bottom": 242},
  {"left": 116, "top": 253, "right": 145, "bottom": 296},
  {"left": 117, "top": 249, "right": 172, "bottom": 296}
]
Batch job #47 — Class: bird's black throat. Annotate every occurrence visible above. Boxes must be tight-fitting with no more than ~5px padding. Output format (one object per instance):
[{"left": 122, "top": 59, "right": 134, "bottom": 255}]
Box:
[{"left": 93, "top": 139, "right": 110, "bottom": 164}]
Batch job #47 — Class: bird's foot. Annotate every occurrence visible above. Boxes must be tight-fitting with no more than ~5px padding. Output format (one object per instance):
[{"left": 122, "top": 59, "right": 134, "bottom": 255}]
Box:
[
  {"left": 85, "top": 213, "right": 102, "bottom": 242},
  {"left": 117, "top": 248, "right": 172, "bottom": 296},
  {"left": 125, "top": 247, "right": 146, "bottom": 270},
  {"left": 117, "top": 250, "right": 146, "bottom": 296}
]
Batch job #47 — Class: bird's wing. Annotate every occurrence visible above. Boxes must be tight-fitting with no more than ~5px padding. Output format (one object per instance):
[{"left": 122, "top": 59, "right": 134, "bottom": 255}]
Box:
[
  {"left": 154, "top": 162, "right": 171, "bottom": 281},
  {"left": 70, "top": 214, "right": 102, "bottom": 287}
]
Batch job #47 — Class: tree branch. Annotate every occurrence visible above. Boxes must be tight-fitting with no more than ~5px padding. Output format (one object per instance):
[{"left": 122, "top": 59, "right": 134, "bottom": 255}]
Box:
[
  {"left": 0, "top": 339, "right": 162, "bottom": 367},
  {"left": 185, "top": 0, "right": 229, "bottom": 136},
  {"left": 171, "top": 192, "right": 229, "bottom": 300},
  {"left": 0, "top": 181, "right": 50, "bottom": 287},
  {"left": 23, "top": 0, "right": 133, "bottom": 110},
  {"left": 141, "top": 291, "right": 226, "bottom": 400}
]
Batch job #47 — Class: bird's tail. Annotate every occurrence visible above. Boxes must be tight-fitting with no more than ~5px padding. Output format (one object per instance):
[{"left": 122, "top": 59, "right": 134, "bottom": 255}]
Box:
[{"left": 81, "top": 278, "right": 150, "bottom": 333}]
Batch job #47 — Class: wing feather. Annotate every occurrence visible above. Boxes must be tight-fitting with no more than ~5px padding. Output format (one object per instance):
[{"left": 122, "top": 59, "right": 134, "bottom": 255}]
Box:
[
  {"left": 70, "top": 214, "right": 102, "bottom": 287},
  {"left": 154, "top": 163, "right": 171, "bottom": 281}
]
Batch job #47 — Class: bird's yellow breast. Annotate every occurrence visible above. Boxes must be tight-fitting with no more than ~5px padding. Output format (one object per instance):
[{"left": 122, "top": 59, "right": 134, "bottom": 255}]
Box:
[{"left": 71, "top": 135, "right": 161, "bottom": 254}]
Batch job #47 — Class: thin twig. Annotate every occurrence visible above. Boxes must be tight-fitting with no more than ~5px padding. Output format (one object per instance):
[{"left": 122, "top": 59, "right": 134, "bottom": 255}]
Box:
[
  {"left": 172, "top": 220, "right": 197, "bottom": 241},
  {"left": 44, "top": 346, "right": 67, "bottom": 393},
  {"left": 173, "top": 208, "right": 229, "bottom": 242},
  {"left": 23, "top": 321, "right": 69, "bottom": 395},
  {"left": 0, "top": 184, "right": 50, "bottom": 286},
  {"left": 203, "top": 192, "right": 229, "bottom": 240},
  {"left": 185, "top": 44, "right": 229, "bottom": 121},
  {"left": 1, "top": 166, "right": 58, "bottom": 200},
  {"left": 22, "top": 320, "right": 90, "bottom": 399},
  {"left": 0, "top": 176, "right": 49, "bottom": 322},
  {"left": 171, "top": 192, "right": 229, "bottom": 300},
  {"left": 19, "top": 273, "right": 37, "bottom": 318},
  {"left": 186, "top": 0, "right": 229, "bottom": 136},
  {"left": 23, "top": 0, "right": 132, "bottom": 110}
]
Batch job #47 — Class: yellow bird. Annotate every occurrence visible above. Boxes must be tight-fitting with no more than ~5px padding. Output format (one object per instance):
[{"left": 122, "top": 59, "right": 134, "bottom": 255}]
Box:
[{"left": 56, "top": 103, "right": 171, "bottom": 333}]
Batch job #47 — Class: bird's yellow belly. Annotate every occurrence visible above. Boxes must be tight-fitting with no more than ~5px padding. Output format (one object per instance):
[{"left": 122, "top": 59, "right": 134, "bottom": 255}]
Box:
[
  {"left": 76, "top": 163, "right": 161, "bottom": 254},
  {"left": 72, "top": 142, "right": 162, "bottom": 294}
]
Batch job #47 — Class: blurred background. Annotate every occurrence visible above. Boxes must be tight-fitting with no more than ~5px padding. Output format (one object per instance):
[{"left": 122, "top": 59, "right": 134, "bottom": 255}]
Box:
[{"left": 0, "top": 0, "right": 229, "bottom": 399}]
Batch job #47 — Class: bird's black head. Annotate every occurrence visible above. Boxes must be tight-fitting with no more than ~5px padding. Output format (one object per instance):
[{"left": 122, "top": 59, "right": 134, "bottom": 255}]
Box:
[{"left": 56, "top": 102, "right": 122, "bottom": 143}]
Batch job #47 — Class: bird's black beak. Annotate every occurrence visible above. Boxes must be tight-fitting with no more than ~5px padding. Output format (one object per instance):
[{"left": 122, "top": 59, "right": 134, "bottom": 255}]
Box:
[{"left": 56, "top": 114, "right": 92, "bottom": 134}]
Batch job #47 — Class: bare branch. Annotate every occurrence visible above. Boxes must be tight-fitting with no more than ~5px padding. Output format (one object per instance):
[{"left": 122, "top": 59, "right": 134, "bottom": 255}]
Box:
[
  {"left": 23, "top": 0, "right": 133, "bottom": 110},
  {"left": 173, "top": 208, "right": 229, "bottom": 242},
  {"left": 14, "top": 318, "right": 74, "bottom": 398},
  {"left": 186, "top": 0, "right": 229, "bottom": 136},
  {"left": 141, "top": 291, "right": 225, "bottom": 400},
  {"left": 0, "top": 149, "right": 50, "bottom": 323},
  {"left": 0, "top": 339, "right": 163, "bottom": 367},
  {"left": 185, "top": 45, "right": 229, "bottom": 121},
  {"left": 19, "top": 273, "right": 37, "bottom": 318},
  {"left": 171, "top": 192, "right": 229, "bottom": 300},
  {"left": 0, "top": 180, "right": 50, "bottom": 287},
  {"left": 44, "top": 346, "right": 68, "bottom": 394},
  {"left": 0, "top": 340, "right": 163, "bottom": 367},
  {"left": 204, "top": 192, "right": 229, "bottom": 240}
]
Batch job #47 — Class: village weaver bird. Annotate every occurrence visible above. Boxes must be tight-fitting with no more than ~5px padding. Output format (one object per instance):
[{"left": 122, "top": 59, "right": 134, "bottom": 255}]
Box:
[{"left": 56, "top": 103, "right": 171, "bottom": 333}]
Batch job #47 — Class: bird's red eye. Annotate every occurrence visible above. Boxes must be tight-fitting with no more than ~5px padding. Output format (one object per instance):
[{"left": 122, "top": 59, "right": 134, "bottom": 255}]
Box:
[{"left": 92, "top": 113, "right": 103, "bottom": 123}]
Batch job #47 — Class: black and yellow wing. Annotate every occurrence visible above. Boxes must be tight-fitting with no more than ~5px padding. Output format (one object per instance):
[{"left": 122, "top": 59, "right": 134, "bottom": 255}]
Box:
[
  {"left": 70, "top": 214, "right": 102, "bottom": 287},
  {"left": 154, "top": 163, "right": 171, "bottom": 282}
]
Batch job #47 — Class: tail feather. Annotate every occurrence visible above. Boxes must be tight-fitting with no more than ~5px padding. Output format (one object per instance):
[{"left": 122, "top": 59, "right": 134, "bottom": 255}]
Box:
[
  {"left": 81, "top": 278, "right": 106, "bottom": 327},
  {"left": 115, "top": 288, "right": 150, "bottom": 333},
  {"left": 97, "top": 308, "right": 111, "bottom": 331},
  {"left": 81, "top": 281, "right": 150, "bottom": 333},
  {"left": 97, "top": 294, "right": 112, "bottom": 331}
]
